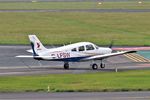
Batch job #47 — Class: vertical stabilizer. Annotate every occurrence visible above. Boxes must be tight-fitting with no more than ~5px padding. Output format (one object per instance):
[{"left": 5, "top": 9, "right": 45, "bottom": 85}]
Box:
[{"left": 28, "top": 35, "right": 47, "bottom": 56}]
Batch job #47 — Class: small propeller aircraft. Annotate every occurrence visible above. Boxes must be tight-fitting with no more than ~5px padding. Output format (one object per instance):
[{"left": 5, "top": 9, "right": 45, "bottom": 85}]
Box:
[{"left": 16, "top": 35, "right": 136, "bottom": 70}]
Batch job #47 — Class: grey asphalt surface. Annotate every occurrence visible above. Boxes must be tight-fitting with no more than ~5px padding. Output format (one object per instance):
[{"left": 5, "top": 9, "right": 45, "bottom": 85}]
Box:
[
  {"left": 0, "top": 45, "right": 150, "bottom": 76},
  {"left": 0, "top": 92, "right": 150, "bottom": 100}
]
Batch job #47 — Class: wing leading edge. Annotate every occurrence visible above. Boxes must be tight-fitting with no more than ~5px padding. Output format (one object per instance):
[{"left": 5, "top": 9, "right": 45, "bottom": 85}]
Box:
[{"left": 82, "top": 51, "right": 136, "bottom": 61}]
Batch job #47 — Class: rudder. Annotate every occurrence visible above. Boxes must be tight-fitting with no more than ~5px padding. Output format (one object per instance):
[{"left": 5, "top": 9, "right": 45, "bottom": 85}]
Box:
[{"left": 28, "top": 35, "right": 47, "bottom": 56}]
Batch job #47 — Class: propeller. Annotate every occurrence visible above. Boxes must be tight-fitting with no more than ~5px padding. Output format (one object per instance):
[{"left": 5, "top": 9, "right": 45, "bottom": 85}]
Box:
[{"left": 109, "top": 40, "right": 114, "bottom": 48}]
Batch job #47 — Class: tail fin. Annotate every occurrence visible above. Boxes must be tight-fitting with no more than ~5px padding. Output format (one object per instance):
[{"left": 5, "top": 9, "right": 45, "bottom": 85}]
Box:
[{"left": 28, "top": 35, "right": 47, "bottom": 56}]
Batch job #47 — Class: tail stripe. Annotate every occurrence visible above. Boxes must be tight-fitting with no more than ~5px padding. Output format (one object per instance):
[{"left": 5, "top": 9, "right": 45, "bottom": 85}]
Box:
[{"left": 31, "top": 42, "right": 39, "bottom": 56}]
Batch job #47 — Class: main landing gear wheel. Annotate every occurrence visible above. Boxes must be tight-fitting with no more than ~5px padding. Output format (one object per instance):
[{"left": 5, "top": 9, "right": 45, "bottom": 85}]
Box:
[
  {"left": 64, "top": 62, "right": 69, "bottom": 69},
  {"left": 100, "top": 63, "right": 105, "bottom": 69},
  {"left": 92, "top": 63, "right": 98, "bottom": 70}
]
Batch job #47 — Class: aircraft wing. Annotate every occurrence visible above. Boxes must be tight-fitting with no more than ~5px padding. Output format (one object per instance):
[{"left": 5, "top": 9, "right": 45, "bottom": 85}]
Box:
[
  {"left": 82, "top": 51, "right": 136, "bottom": 61},
  {"left": 16, "top": 51, "right": 136, "bottom": 61}
]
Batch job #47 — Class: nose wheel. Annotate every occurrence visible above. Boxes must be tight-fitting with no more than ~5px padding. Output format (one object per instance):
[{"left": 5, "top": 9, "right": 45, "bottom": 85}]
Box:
[
  {"left": 100, "top": 63, "right": 105, "bottom": 69},
  {"left": 100, "top": 60, "right": 105, "bottom": 69},
  {"left": 64, "top": 62, "right": 69, "bottom": 69}
]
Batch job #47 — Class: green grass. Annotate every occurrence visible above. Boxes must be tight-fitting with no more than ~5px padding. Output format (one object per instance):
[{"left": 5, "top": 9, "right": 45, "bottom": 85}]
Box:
[
  {"left": 0, "top": 12, "right": 149, "bottom": 45},
  {"left": 0, "top": 1, "right": 149, "bottom": 9},
  {"left": 0, "top": 70, "right": 150, "bottom": 92}
]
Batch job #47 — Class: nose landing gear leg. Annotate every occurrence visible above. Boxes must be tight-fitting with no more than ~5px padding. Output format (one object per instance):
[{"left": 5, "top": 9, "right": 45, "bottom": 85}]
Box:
[{"left": 100, "top": 60, "right": 105, "bottom": 69}]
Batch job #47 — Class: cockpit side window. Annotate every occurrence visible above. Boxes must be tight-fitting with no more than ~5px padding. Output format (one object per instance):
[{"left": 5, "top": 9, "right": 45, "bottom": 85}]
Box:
[
  {"left": 78, "top": 46, "right": 85, "bottom": 51},
  {"left": 86, "top": 44, "right": 95, "bottom": 50},
  {"left": 71, "top": 48, "right": 77, "bottom": 52}
]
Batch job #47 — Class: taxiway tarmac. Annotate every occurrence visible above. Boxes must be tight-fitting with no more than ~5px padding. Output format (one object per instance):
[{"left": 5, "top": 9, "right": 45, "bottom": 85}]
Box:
[
  {"left": 0, "top": 92, "right": 150, "bottom": 100},
  {"left": 0, "top": 45, "right": 150, "bottom": 76}
]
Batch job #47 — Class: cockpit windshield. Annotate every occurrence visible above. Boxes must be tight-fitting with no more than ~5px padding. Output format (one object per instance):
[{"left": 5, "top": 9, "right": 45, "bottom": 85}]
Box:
[
  {"left": 86, "top": 44, "right": 95, "bottom": 50},
  {"left": 94, "top": 45, "right": 99, "bottom": 49}
]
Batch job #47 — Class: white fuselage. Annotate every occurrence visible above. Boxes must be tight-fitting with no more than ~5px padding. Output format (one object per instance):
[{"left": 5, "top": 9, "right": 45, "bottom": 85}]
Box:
[{"left": 37, "top": 42, "right": 112, "bottom": 61}]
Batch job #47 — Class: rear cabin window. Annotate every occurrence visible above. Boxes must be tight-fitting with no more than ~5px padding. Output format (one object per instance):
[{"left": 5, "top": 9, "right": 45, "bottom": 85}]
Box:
[
  {"left": 78, "top": 46, "right": 85, "bottom": 51},
  {"left": 86, "top": 45, "right": 95, "bottom": 50},
  {"left": 71, "top": 48, "right": 77, "bottom": 52}
]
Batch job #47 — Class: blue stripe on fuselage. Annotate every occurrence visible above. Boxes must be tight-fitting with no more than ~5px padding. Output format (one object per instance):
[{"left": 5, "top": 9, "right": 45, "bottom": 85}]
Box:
[{"left": 36, "top": 56, "right": 90, "bottom": 62}]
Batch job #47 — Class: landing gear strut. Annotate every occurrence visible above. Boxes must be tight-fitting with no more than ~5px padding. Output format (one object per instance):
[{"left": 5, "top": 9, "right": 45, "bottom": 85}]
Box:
[
  {"left": 64, "top": 62, "right": 69, "bottom": 69},
  {"left": 100, "top": 60, "right": 105, "bottom": 69}
]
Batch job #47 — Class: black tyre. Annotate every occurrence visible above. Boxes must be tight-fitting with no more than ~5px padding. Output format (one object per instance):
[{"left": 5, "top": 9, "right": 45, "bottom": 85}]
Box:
[
  {"left": 64, "top": 63, "right": 69, "bottom": 69},
  {"left": 92, "top": 63, "right": 98, "bottom": 70}
]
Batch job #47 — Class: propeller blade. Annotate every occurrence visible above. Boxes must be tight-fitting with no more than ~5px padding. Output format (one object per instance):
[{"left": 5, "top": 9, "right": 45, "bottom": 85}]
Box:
[{"left": 109, "top": 40, "right": 114, "bottom": 48}]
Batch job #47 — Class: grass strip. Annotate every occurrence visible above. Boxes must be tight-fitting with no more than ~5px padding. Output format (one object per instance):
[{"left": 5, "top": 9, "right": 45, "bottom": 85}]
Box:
[
  {"left": 0, "top": 70, "right": 150, "bottom": 92},
  {"left": 0, "top": 12, "right": 149, "bottom": 45}
]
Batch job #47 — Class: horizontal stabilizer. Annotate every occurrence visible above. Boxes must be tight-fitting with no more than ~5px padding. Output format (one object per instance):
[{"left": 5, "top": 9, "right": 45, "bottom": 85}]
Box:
[
  {"left": 16, "top": 55, "right": 34, "bottom": 58},
  {"left": 26, "top": 49, "right": 33, "bottom": 53},
  {"left": 16, "top": 55, "right": 51, "bottom": 59}
]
